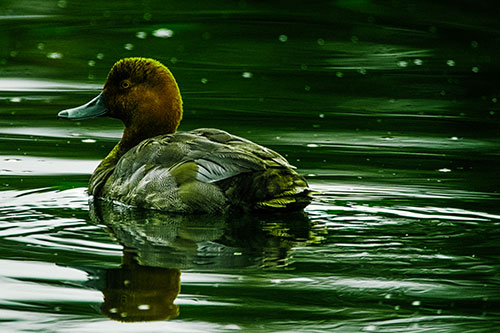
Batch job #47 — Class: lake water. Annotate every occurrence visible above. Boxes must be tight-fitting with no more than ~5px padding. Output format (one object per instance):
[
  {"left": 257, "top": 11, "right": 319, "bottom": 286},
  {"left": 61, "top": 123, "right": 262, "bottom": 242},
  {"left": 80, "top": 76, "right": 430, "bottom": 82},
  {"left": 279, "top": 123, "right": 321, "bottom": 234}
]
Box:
[{"left": 1, "top": 1, "right": 499, "bottom": 332}]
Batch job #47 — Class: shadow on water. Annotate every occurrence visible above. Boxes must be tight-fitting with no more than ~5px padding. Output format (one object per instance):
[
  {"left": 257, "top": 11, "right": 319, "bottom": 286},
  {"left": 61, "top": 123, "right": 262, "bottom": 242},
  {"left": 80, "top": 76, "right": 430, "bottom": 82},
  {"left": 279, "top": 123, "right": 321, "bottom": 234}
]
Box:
[{"left": 89, "top": 200, "right": 320, "bottom": 322}]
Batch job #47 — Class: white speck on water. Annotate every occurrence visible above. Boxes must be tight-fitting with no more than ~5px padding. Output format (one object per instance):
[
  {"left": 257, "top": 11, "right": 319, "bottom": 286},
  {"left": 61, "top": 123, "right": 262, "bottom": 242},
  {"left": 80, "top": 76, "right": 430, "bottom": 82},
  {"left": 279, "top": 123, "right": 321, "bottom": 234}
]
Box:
[
  {"left": 138, "top": 304, "right": 150, "bottom": 311},
  {"left": 438, "top": 168, "right": 451, "bottom": 173},
  {"left": 472, "top": 66, "right": 479, "bottom": 73},
  {"left": 96, "top": 53, "right": 104, "bottom": 60},
  {"left": 414, "top": 59, "right": 423, "bottom": 65},
  {"left": 109, "top": 308, "right": 118, "bottom": 313},
  {"left": 88, "top": 60, "right": 95, "bottom": 67},
  {"left": 153, "top": 28, "right": 174, "bottom": 38},
  {"left": 201, "top": 78, "right": 208, "bottom": 84},
  {"left": 279, "top": 34, "right": 288, "bottom": 42},
  {"left": 446, "top": 59, "right": 455, "bottom": 67},
  {"left": 398, "top": 61, "right": 408, "bottom": 67},
  {"left": 242, "top": 72, "right": 253, "bottom": 79},
  {"left": 9, "top": 97, "right": 21, "bottom": 103},
  {"left": 136, "top": 31, "right": 147, "bottom": 39},
  {"left": 450, "top": 136, "right": 459, "bottom": 140},
  {"left": 306, "top": 143, "right": 319, "bottom": 148},
  {"left": 412, "top": 300, "right": 421, "bottom": 306},
  {"left": 120, "top": 312, "right": 128, "bottom": 318},
  {"left": 57, "top": 0, "right": 67, "bottom": 8},
  {"left": 124, "top": 43, "right": 134, "bottom": 51},
  {"left": 81, "top": 139, "right": 96, "bottom": 143},
  {"left": 47, "top": 52, "right": 63, "bottom": 59},
  {"left": 319, "top": 113, "right": 325, "bottom": 118},
  {"left": 359, "top": 68, "right": 367, "bottom": 75},
  {"left": 384, "top": 294, "right": 392, "bottom": 299},
  {"left": 233, "top": 252, "right": 242, "bottom": 256}
]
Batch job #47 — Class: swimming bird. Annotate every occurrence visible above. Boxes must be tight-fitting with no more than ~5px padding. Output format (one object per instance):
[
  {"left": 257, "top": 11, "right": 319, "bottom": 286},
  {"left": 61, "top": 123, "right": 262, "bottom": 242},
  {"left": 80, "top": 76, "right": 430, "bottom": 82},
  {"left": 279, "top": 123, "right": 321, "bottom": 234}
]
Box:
[{"left": 58, "top": 57, "right": 311, "bottom": 213}]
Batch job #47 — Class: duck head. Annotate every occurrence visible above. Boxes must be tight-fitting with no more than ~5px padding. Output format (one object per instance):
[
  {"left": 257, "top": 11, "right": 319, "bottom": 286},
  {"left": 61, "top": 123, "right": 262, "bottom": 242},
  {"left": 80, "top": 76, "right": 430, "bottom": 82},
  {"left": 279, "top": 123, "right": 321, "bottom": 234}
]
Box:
[{"left": 58, "top": 57, "right": 183, "bottom": 147}]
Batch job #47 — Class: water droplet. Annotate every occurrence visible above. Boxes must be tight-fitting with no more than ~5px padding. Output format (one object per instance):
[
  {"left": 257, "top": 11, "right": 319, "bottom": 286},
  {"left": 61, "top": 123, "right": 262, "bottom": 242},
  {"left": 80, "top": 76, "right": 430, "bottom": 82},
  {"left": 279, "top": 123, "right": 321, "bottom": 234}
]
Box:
[
  {"left": 47, "top": 52, "right": 63, "bottom": 59},
  {"left": 398, "top": 61, "right": 408, "bottom": 67},
  {"left": 446, "top": 59, "right": 455, "bottom": 67},
  {"left": 109, "top": 308, "right": 118, "bottom": 313},
  {"left": 138, "top": 304, "right": 150, "bottom": 311},
  {"left": 412, "top": 300, "right": 421, "bottom": 306},
  {"left": 136, "top": 31, "right": 147, "bottom": 39},
  {"left": 358, "top": 68, "right": 367, "bottom": 75},
  {"left": 9, "top": 97, "right": 21, "bottom": 103},
  {"left": 336, "top": 72, "right": 344, "bottom": 78},
  {"left": 384, "top": 294, "right": 392, "bottom": 299},
  {"left": 319, "top": 113, "right": 325, "bottom": 118},
  {"left": 153, "top": 28, "right": 174, "bottom": 38},
  {"left": 37, "top": 43, "right": 45, "bottom": 50},
  {"left": 492, "top": 98, "right": 497, "bottom": 103},
  {"left": 304, "top": 85, "right": 311, "bottom": 91},
  {"left": 170, "top": 57, "right": 178, "bottom": 64},
  {"left": 472, "top": 66, "right": 479, "bottom": 73},
  {"left": 124, "top": 43, "right": 134, "bottom": 51},
  {"left": 275, "top": 136, "right": 281, "bottom": 140},
  {"left": 414, "top": 59, "right": 423, "bottom": 66},
  {"left": 317, "top": 38, "right": 325, "bottom": 45},
  {"left": 57, "top": 0, "right": 67, "bottom": 8},
  {"left": 201, "top": 78, "right": 208, "bottom": 84},
  {"left": 96, "top": 53, "right": 104, "bottom": 60},
  {"left": 279, "top": 34, "right": 288, "bottom": 42},
  {"left": 120, "top": 312, "right": 128, "bottom": 318},
  {"left": 242, "top": 72, "right": 253, "bottom": 79},
  {"left": 471, "top": 40, "right": 478, "bottom": 48},
  {"left": 88, "top": 60, "right": 95, "bottom": 67}
]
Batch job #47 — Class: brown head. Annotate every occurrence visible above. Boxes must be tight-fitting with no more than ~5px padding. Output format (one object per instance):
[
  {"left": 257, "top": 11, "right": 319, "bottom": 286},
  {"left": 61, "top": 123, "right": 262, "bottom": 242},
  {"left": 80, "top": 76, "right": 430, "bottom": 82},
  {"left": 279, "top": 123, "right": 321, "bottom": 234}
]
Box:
[{"left": 58, "top": 57, "right": 183, "bottom": 149}]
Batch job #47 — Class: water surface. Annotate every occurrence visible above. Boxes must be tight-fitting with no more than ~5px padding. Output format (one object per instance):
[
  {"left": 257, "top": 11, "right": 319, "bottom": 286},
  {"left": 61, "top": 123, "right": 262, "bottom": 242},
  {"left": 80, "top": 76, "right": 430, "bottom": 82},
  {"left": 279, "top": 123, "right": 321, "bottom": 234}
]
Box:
[{"left": 1, "top": 1, "right": 499, "bottom": 332}]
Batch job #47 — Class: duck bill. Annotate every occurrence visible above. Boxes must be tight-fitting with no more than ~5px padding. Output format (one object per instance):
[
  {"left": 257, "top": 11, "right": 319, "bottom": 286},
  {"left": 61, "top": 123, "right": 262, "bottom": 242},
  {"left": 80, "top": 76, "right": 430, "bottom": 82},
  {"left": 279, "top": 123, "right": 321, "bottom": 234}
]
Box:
[{"left": 58, "top": 92, "right": 109, "bottom": 120}]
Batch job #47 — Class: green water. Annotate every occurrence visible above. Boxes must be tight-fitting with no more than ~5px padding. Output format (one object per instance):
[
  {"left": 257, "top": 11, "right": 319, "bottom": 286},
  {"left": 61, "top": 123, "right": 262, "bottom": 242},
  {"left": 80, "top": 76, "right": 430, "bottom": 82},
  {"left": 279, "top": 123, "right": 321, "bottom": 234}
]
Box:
[{"left": 1, "top": 1, "right": 500, "bottom": 332}]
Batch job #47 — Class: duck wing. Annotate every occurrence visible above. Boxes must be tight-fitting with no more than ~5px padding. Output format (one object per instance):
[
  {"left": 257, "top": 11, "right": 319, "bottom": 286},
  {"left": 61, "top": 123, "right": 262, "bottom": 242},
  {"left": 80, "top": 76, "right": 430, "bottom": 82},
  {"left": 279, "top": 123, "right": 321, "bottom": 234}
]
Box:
[{"left": 102, "top": 128, "right": 310, "bottom": 212}]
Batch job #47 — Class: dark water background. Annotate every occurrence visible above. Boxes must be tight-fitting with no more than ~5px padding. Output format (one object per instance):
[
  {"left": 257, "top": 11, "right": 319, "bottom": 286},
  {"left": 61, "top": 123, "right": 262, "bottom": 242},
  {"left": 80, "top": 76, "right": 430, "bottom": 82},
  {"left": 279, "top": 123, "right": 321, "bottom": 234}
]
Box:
[{"left": 1, "top": 1, "right": 499, "bottom": 332}]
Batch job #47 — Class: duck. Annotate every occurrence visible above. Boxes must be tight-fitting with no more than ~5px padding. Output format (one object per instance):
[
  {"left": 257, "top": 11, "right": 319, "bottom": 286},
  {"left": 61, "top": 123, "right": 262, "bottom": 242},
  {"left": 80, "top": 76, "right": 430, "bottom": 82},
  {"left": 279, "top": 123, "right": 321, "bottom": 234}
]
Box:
[{"left": 58, "top": 57, "right": 312, "bottom": 213}]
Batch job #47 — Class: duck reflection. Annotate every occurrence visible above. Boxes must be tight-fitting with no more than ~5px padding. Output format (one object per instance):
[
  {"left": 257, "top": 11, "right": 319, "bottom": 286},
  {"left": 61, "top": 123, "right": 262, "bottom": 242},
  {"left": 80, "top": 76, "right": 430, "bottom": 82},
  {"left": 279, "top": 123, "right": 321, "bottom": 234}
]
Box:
[{"left": 90, "top": 201, "right": 320, "bottom": 322}]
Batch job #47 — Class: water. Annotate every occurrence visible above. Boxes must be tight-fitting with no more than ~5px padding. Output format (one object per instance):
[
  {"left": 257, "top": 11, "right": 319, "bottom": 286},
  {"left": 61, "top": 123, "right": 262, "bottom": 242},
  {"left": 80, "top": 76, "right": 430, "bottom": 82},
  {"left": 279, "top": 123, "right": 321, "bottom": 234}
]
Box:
[{"left": 1, "top": 1, "right": 500, "bottom": 332}]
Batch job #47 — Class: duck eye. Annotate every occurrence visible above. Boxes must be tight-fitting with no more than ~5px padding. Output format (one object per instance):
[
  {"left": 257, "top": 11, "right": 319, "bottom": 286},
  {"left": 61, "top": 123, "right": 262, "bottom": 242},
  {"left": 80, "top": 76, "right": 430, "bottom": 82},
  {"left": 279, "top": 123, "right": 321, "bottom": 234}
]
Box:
[{"left": 120, "top": 80, "right": 131, "bottom": 89}]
